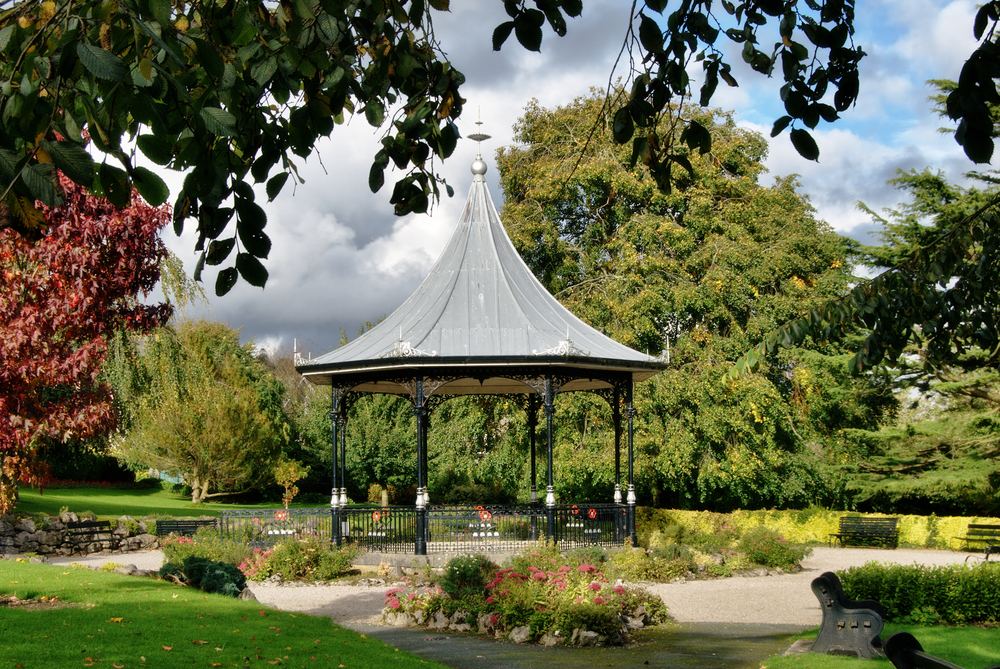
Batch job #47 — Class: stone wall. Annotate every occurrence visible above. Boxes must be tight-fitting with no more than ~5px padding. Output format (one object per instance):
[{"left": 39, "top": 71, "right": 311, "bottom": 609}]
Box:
[{"left": 0, "top": 512, "right": 159, "bottom": 556}]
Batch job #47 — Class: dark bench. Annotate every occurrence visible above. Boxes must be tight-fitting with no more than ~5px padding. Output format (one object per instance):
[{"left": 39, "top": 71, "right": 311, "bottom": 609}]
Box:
[
  {"left": 885, "top": 632, "right": 1000, "bottom": 669},
  {"left": 66, "top": 520, "right": 118, "bottom": 551},
  {"left": 830, "top": 516, "right": 899, "bottom": 548},
  {"left": 954, "top": 524, "right": 1000, "bottom": 552},
  {"left": 155, "top": 519, "right": 218, "bottom": 538},
  {"left": 810, "top": 571, "right": 886, "bottom": 659}
]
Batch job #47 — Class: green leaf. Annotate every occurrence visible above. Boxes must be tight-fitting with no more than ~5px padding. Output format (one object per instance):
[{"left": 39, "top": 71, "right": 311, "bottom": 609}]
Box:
[
  {"left": 131, "top": 166, "right": 169, "bottom": 206},
  {"left": 205, "top": 237, "right": 236, "bottom": 266},
  {"left": 369, "top": 162, "right": 385, "bottom": 193},
  {"left": 137, "top": 134, "right": 174, "bottom": 165},
  {"left": 638, "top": 13, "right": 664, "bottom": 54},
  {"left": 364, "top": 102, "right": 384, "bottom": 127},
  {"left": 789, "top": 128, "right": 820, "bottom": 161},
  {"left": 646, "top": 0, "right": 667, "bottom": 12},
  {"left": 194, "top": 38, "right": 225, "bottom": 81},
  {"left": 612, "top": 107, "right": 634, "bottom": 145},
  {"left": 216, "top": 267, "right": 238, "bottom": 296},
  {"left": 76, "top": 43, "right": 126, "bottom": 81},
  {"left": 251, "top": 56, "right": 278, "bottom": 85},
  {"left": 561, "top": 0, "right": 583, "bottom": 17},
  {"left": 266, "top": 173, "right": 289, "bottom": 201},
  {"left": 513, "top": 13, "right": 543, "bottom": 52},
  {"left": 20, "top": 163, "right": 60, "bottom": 206},
  {"left": 200, "top": 107, "right": 237, "bottom": 137},
  {"left": 235, "top": 252, "right": 268, "bottom": 288},
  {"left": 98, "top": 162, "right": 131, "bottom": 209},
  {"left": 41, "top": 140, "right": 94, "bottom": 187},
  {"left": 770, "top": 115, "right": 792, "bottom": 137}
]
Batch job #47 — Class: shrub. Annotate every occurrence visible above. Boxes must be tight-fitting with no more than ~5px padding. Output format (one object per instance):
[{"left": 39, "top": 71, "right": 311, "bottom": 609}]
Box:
[
  {"left": 837, "top": 561, "right": 1000, "bottom": 625},
  {"left": 736, "top": 527, "right": 811, "bottom": 570},
  {"left": 160, "top": 526, "right": 253, "bottom": 567},
  {"left": 606, "top": 545, "right": 695, "bottom": 582},
  {"left": 238, "top": 536, "right": 359, "bottom": 582},
  {"left": 439, "top": 554, "right": 498, "bottom": 599},
  {"left": 159, "top": 556, "right": 246, "bottom": 597}
]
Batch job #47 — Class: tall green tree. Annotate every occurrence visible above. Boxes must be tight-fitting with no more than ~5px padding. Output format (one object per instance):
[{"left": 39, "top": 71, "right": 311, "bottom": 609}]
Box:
[
  {"left": 112, "top": 320, "right": 290, "bottom": 503},
  {"left": 497, "top": 93, "right": 895, "bottom": 510}
]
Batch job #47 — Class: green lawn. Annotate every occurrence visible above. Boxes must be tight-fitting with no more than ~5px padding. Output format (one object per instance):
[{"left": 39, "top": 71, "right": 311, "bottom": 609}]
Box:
[
  {"left": 0, "top": 559, "right": 446, "bottom": 669},
  {"left": 761, "top": 624, "right": 999, "bottom": 669},
  {"left": 14, "top": 486, "right": 317, "bottom": 519}
]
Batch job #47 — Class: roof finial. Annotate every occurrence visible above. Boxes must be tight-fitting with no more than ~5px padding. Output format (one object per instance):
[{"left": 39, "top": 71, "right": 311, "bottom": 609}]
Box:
[{"left": 468, "top": 108, "right": 490, "bottom": 179}]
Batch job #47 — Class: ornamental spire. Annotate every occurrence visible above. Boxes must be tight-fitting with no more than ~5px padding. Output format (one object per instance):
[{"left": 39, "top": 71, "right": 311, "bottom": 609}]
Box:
[{"left": 467, "top": 111, "right": 490, "bottom": 180}]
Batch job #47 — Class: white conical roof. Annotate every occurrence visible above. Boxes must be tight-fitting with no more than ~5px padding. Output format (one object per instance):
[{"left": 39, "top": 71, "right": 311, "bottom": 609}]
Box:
[{"left": 298, "top": 159, "right": 665, "bottom": 394}]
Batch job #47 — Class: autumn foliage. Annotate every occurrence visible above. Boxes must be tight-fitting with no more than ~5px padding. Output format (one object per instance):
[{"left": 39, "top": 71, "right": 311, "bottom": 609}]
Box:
[{"left": 0, "top": 173, "right": 171, "bottom": 511}]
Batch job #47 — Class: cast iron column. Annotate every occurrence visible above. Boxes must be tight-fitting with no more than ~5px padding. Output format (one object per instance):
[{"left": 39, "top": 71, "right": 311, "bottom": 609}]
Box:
[
  {"left": 330, "top": 389, "right": 341, "bottom": 546},
  {"left": 613, "top": 385, "right": 622, "bottom": 504},
  {"left": 544, "top": 377, "right": 556, "bottom": 543},
  {"left": 626, "top": 381, "right": 637, "bottom": 546},
  {"left": 414, "top": 378, "right": 428, "bottom": 555},
  {"left": 528, "top": 394, "right": 538, "bottom": 504},
  {"left": 339, "top": 413, "right": 348, "bottom": 507}
]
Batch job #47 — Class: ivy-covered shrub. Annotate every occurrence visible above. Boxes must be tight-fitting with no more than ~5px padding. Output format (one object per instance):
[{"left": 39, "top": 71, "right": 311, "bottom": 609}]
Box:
[
  {"left": 160, "top": 527, "right": 253, "bottom": 567},
  {"left": 159, "top": 556, "right": 247, "bottom": 597},
  {"left": 735, "top": 527, "right": 811, "bottom": 570},
  {"left": 238, "top": 536, "right": 359, "bottom": 582},
  {"left": 838, "top": 561, "right": 1000, "bottom": 625}
]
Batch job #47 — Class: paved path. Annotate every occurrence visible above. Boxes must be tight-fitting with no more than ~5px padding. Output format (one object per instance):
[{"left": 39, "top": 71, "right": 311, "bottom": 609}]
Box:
[{"left": 47, "top": 546, "right": 983, "bottom": 669}]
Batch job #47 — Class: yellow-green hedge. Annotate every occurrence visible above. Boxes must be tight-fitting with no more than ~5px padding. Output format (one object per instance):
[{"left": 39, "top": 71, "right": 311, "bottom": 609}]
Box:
[{"left": 635, "top": 507, "right": 1000, "bottom": 550}]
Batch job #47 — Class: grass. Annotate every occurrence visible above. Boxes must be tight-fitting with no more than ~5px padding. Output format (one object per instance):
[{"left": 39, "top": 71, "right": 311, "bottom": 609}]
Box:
[
  {"left": 0, "top": 559, "right": 447, "bottom": 669},
  {"left": 13, "top": 486, "right": 319, "bottom": 520},
  {"left": 761, "top": 624, "right": 1000, "bottom": 669}
]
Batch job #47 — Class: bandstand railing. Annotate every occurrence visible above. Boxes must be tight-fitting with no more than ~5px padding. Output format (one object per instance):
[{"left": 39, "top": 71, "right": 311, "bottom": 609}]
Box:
[{"left": 219, "top": 504, "right": 628, "bottom": 553}]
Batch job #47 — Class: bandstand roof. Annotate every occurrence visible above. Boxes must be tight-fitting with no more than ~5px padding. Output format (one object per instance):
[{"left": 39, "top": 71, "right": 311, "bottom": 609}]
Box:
[{"left": 296, "top": 155, "right": 666, "bottom": 395}]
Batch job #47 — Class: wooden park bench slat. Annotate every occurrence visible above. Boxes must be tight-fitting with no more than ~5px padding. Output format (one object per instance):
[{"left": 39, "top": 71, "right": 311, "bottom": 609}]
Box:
[
  {"left": 954, "top": 523, "right": 1000, "bottom": 551},
  {"left": 154, "top": 519, "right": 218, "bottom": 538},
  {"left": 829, "top": 516, "right": 899, "bottom": 548}
]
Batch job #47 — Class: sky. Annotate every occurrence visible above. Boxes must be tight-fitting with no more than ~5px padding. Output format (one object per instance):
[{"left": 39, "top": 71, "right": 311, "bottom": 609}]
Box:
[{"left": 159, "top": 0, "right": 982, "bottom": 358}]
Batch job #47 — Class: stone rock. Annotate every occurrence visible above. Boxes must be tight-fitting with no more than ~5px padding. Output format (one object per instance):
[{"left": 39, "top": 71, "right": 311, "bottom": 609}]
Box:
[
  {"left": 450, "top": 622, "right": 471, "bottom": 632},
  {"left": 449, "top": 610, "right": 469, "bottom": 625},
  {"left": 412, "top": 609, "right": 426, "bottom": 625},
  {"left": 14, "top": 519, "right": 35, "bottom": 534},
  {"left": 60, "top": 512, "right": 79, "bottom": 524},
  {"left": 477, "top": 612, "right": 495, "bottom": 635},
  {"left": 27, "top": 555, "right": 46, "bottom": 564},
  {"left": 239, "top": 588, "right": 258, "bottom": 602},
  {"left": 429, "top": 610, "right": 450, "bottom": 630},
  {"left": 539, "top": 633, "right": 560, "bottom": 646},
  {"left": 384, "top": 611, "right": 417, "bottom": 627},
  {"left": 266, "top": 574, "right": 283, "bottom": 584},
  {"left": 387, "top": 566, "right": 405, "bottom": 580},
  {"left": 45, "top": 518, "right": 65, "bottom": 531},
  {"left": 625, "top": 617, "right": 644, "bottom": 630},
  {"left": 577, "top": 630, "right": 602, "bottom": 647},
  {"left": 114, "top": 565, "right": 138, "bottom": 576},
  {"left": 509, "top": 626, "right": 531, "bottom": 644},
  {"left": 570, "top": 628, "right": 581, "bottom": 645},
  {"left": 136, "top": 534, "right": 158, "bottom": 549}
]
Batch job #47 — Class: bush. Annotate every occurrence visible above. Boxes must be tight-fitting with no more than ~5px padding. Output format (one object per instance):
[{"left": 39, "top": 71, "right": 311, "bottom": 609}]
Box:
[
  {"left": 238, "top": 536, "right": 359, "bottom": 582},
  {"left": 160, "top": 527, "right": 253, "bottom": 567},
  {"left": 837, "top": 561, "right": 1000, "bottom": 625},
  {"left": 735, "top": 527, "right": 811, "bottom": 570},
  {"left": 607, "top": 545, "right": 693, "bottom": 582},
  {"left": 159, "top": 556, "right": 247, "bottom": 597},
  {"left": 439, "top": 554, "right": 498, "bottom": 599}
]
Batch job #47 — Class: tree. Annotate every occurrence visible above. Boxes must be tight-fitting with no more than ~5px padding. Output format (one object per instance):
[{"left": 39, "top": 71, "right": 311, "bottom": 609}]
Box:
[
  {"left": 0, "top": 0, "right": 906, "bottom": 297},
  {"left": 0, "top": 172, "right": 170, "bottom": 511},
  {"left": 497, "top": 93, "right": 895, "bottom": 510},
  {"left": 112, "top": 320, "right": 290, "bottom": 503}
]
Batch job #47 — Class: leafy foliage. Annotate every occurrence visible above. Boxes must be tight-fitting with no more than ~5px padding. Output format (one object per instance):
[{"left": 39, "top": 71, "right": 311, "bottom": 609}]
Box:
[
  {"left": 838, "top": 561, "right": 1000, "bottom": 625},
  {"left": 160, "top": 526, "right": 253, "bottom": 567},
  {"left": 735, "top": 527, "right": 810, "bottom": 569},
  {"left": 111, "top": 320, "right": 291, "bottom": 503},
  {"left": 0, "top": 172, "right": 170, "bottom": 511},
  {"left": 438, "top": 554, "right": 498, "bottom": 600},
  {"left": 237, "top": 536, "right": 359, "bottom": 582}
]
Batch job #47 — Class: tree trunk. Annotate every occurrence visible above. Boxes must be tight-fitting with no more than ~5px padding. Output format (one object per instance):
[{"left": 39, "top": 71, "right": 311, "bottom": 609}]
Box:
[
  {"left": 381, "top": 484, "right": 389, "bottom": 507},
  {"left": 190, "top": 476, "right": 207, "bottom": 504}
]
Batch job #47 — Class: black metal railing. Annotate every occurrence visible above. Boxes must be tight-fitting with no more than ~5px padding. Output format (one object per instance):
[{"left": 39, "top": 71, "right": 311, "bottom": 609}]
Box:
[{"left": 219, "top": 504, "right": 629, "bottom": 553}]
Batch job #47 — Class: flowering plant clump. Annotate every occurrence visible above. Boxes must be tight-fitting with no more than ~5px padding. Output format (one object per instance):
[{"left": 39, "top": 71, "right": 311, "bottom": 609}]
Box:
[
  {"left": 382, "top": 542, "right": 667, "bottom": 645},
  {"left": 239, "top": 548, "right": 275, "bottom": 581},
  {"left": 237, "top": 536, "right": 359, "bottom": 582},
  {"left": 159, "top": 527, "right": 253, "bottom": 567},
  {"left": 736, "top": 527, "right": 811, "bottom": 570}
]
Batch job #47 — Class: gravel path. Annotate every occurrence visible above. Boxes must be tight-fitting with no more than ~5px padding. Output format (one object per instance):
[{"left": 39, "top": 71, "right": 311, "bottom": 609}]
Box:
[{"left": 48, "top": 546, "right": 979, "bottom": 627}]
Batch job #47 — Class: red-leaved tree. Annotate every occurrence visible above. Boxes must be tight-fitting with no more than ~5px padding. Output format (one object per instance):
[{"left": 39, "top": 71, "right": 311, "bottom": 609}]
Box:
[{"left": 0, "top": 173, "right": 172, "bottom": 511}]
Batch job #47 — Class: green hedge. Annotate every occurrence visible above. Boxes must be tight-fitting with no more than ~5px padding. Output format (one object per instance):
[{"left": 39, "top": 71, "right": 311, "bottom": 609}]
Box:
[
  {"left": 837, "top": 562, "right": 1000, "bottom": 625},
  {"left": 636, "top": 507, "right": 1000, "bottom": 550}
]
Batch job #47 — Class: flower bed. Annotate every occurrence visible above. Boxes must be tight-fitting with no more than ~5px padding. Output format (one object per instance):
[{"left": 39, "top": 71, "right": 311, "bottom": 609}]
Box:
[{"left": 381, "top": 542, "right": 667, "bottom": 646}]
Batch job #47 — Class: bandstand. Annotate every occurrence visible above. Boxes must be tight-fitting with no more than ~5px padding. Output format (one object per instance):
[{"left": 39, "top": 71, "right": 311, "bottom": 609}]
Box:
[{"left": 289, "top": 139, "right": 666, "bottom": 555}]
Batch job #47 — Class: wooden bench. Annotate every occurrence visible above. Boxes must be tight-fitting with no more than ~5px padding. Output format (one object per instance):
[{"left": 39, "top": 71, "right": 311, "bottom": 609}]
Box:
[
  {"left": 954, "top": 523, "right": 1000, "bottom": 551},
  {"left": 154, "top": 519, "right": 218, "bottom": 538},
  {"left": 830, "top": 516, "right": 899, "bottom": 548},
  {"left": 66, "top": 520, "right": 118, "bottom": 551},
  {"left": 885, "top": 631, "right": 1000, "bottom": 669}
]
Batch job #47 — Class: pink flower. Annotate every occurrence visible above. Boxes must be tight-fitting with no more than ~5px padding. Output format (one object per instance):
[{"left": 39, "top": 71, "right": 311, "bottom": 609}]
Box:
[
  {"left": 577, "top": 564, "right": 596, "bottom": 573},
  {"left": 573, "top": 597, "right": 584, "bottom": 603},
  {"left": 593, "top": 597, "right": 605, "bottom": 604},
  {"left": 549, "top": 558, "right": 557, "bottom": 563},
  {"left": 531, "top": 552, "right": 540, "bottom": 557},
  {"left": 408, "top": 593, "right": 417, "bottom": 600},
  {"left": 485, "top": 583, "right": 494, "bottom": 589},
  {"left": 588, "top": 582, "right": 601, "bottom": 591},
  {"left": 558, "top": 566, "right": 572, "bottom": 573},
  {"left": 527, "top": 566, "right": 541, "bottom": 572},
  {"left": 556, "top": 583, "right": 566, "bottom": 591},
  {"left": 385, "top": 597, "right": 401, "bottom": 609},
  {"left": 531, "top": 572, "right": 546, "bottom": 580},
  {"left": 613, "top": 585, "right": 626, "bottom": 595},
  {"left": 501, "top": 590, "right": 511, "bottom": 596},
  {"left": 485, "top": 596, "right": 495, "bottom": 604}
]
